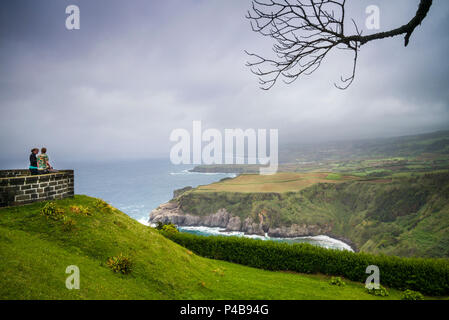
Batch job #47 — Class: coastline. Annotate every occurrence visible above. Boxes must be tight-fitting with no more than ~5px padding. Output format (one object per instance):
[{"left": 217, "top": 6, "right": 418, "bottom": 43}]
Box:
[
  {"left": 189, "top": 165, "right": 260, "bottom": 174},
  {"left": 178, "top": 225, "right": 355, "bottom": 251},
  {"left": 149, "top": 201, "right": 356, "bottom": 252}
]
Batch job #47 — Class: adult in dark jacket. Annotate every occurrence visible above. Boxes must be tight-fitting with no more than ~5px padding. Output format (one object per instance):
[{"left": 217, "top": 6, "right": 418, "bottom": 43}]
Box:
[{"left": 29, "top": 148, "right": 39, "bottom": 175}]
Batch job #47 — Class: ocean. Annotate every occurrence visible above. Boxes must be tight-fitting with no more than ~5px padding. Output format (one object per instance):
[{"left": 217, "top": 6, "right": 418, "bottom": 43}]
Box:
[{"left": 0, "top": 158, "right": 352, "bottom": 251}]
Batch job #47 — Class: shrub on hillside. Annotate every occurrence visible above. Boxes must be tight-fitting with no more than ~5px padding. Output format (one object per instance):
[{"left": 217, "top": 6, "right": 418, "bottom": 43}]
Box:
[
  {"left": 41, "top": 202, "right": 65, "bottom": 221},
  {"left": 94, "top": 198, "right": 113, "bottom": 213},
  {"left": 106, "top": 253, "right": 133, "bottom": 275},
  {"left": 401, "top": 289, "right": 424, "bottom": 300},
  {"left": 366, "top": 285, "right": 389, "bottom": 297},
  {"left": 155, "top": 222, "right": 178, "bottom": 233},
  {"left": 161, "top": 232, "right": 449, "bottom": 296},
  {"left": 161, "top": 223, "right": 178, "bottom": 233},
  {"left": 70, "top": 205, "right": 91, "bottom": 216},
  {"left": 329, "top": 276, "right": 345, "bottom": 287},
  {"left": 94, "top": 198, "right": 108, "bottom": 208}
]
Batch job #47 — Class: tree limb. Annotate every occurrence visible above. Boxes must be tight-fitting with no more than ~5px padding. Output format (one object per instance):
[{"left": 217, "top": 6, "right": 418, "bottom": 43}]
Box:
[{"left": 246, "top": 0, "right": 433, "bottom": 90}]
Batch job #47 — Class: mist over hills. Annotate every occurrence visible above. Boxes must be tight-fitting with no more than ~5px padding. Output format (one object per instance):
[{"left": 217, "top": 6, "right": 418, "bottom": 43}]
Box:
[{"left": 279, "top": 130, "right": 449, "bottom": 163}]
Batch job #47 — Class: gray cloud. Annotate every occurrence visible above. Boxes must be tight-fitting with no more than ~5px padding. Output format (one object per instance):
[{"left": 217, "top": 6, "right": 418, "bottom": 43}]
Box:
[{"left": 0, "top": 0, "right": 448, "bottom": 163}]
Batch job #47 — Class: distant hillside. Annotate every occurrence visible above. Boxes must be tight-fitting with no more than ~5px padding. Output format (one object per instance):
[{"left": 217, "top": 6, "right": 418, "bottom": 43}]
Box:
[
  {"left": 280, "top": 130, "right": 449, "bottom": 163},
  {"left": 191, "top": 130, "right": 449, "bottom": 173},
  {"left": 153, "top": 171, "right": 449, "bottom": 258}
]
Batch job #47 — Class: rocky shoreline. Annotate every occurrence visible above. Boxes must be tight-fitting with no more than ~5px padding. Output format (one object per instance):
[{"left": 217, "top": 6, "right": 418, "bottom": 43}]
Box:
[{"left": 149, "top": 201, "right": 357, "bottom": 251}]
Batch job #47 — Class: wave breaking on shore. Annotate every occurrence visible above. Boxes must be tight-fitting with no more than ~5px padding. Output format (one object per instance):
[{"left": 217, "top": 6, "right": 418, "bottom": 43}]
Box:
[{"left": 178, "top": 225, "right": 353, "bottom": 251}]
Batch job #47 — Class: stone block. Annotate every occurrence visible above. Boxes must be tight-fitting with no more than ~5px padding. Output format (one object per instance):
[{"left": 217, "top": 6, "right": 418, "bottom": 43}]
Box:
[
  {"left": 38, "top": 175, "right": 50, "bottom": 182},
  {"left": 9, "top": 178, "right": 25, "bottom": 186},
  {"left": 15, "top": 194, "right": 31, "bottom": 201},
  {"left": 0, "top": 179, "right": 9, "bottom": 186},
  {"left": 25, "top": 177, "right": 38, "bottom": 184}
]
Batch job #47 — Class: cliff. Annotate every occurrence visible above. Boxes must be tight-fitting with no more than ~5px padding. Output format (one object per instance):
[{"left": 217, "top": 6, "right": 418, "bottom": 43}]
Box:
[
  {"left": 150, "top": 201, "right": 334, "bottom": 239},
  {"left": 150, "top": 171, "right": 449, "bottom": 258}
]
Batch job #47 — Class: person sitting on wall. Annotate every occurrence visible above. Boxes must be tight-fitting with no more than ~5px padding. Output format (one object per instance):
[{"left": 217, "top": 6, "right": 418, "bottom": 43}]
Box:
[
  {"left": 37, "top": 147, "right": 57, "bottom": 174},
  {"left": 29, "top": 148, "right": 39, "bottom": 175}
]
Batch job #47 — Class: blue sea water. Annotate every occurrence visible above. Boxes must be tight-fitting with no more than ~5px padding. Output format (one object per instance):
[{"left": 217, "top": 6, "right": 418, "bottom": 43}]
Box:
[
  {"left": 0, "top": 158, "right": 352, "bottom": 251},
  {"left": 61, "top": 159, "right": 236, "bottom": 224}
]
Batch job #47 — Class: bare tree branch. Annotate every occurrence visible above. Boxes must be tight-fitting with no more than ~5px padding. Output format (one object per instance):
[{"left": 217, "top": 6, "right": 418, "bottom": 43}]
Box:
[{"left": 246, "top": 0, "right": 433, "bottom": 90}]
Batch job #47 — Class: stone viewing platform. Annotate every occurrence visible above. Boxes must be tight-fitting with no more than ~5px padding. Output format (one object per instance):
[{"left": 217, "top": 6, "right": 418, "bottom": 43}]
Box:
[{"left": 0, "top": 170, "right": 74, "bottom": 207}]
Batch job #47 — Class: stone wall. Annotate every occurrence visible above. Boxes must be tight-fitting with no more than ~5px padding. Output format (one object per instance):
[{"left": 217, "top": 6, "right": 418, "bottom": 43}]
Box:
[
  {"left": 0, "top": 169, "right": 30, "bottom": 178},
  {"left": 0, "top": 170, "right": 74, "bottom": 207}
]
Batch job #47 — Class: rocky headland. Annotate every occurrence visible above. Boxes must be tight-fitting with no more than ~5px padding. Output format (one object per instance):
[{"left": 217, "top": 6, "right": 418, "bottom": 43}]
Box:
[{"left": 149, "top": 200, "right": 342, "bottom": 240}]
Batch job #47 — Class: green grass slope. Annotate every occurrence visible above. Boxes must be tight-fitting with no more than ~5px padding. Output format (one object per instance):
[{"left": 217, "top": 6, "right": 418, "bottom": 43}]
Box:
[{"left": 0, "top": 196, "right": 410, "bottom": 300}]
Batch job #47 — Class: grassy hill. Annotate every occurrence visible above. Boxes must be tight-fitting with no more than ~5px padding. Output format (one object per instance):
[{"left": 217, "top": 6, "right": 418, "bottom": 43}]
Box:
[{"left": 0, "top": 195, "right": 417, "bottom": 300}]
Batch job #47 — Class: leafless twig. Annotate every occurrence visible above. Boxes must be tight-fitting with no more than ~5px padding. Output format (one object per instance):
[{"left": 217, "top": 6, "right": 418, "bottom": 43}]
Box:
[{"left": 246, "top": 0, "right": 433, "bottom": 90}]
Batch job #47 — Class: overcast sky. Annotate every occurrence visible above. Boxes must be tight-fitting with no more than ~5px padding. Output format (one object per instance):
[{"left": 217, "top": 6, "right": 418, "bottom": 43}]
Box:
[{"left": 1, "top": 0, "right": 448, "bottom": 163}]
